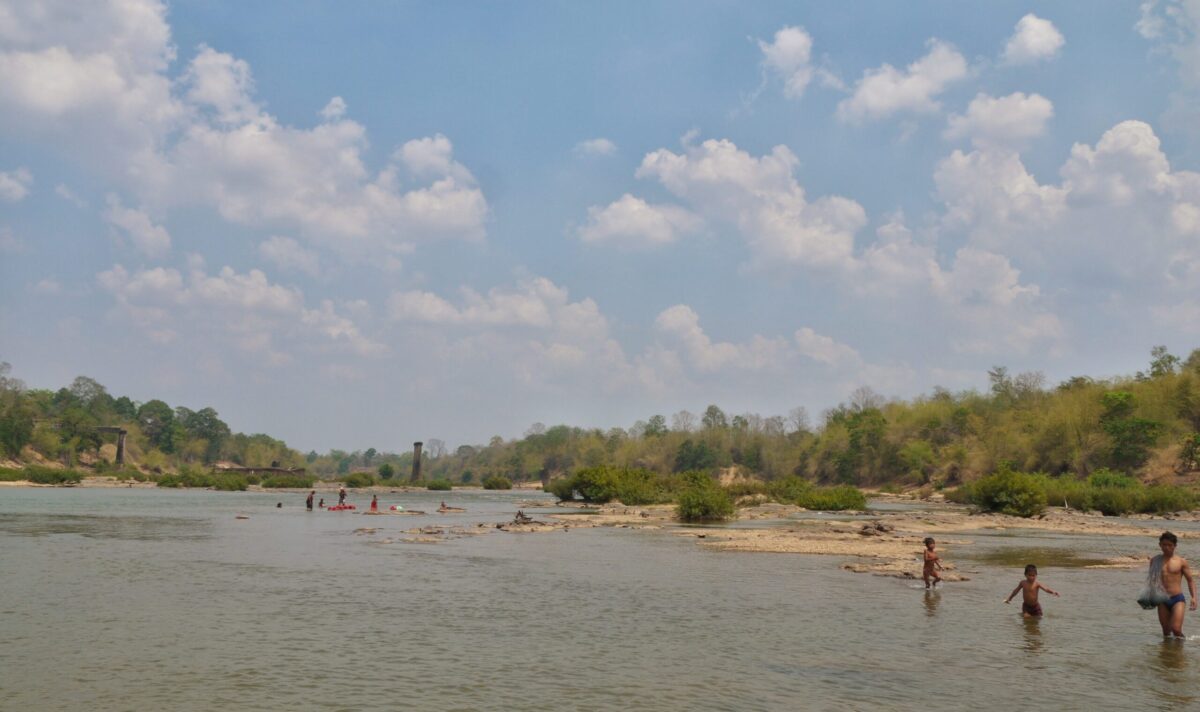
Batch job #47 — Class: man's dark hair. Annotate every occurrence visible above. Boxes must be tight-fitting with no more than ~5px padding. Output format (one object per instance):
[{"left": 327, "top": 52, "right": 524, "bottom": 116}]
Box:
[
  {"left": 1160, "top": 531, "right": 1179, "bottom": 545},
  {"left": 1024, "top": 564, "right": 1037, "bottom": 574}
]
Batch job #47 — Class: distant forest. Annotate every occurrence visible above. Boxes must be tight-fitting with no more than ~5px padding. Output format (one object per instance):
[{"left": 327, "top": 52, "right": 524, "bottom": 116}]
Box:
[{"left": 3, "top": 345, "right": 1200, "bottom": 487}]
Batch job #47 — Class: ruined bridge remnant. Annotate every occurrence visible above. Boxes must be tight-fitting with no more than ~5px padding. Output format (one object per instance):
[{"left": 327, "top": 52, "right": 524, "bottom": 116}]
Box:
[
  {"left": 410, "top": 441, "right": 423, "bottom": 483},
  {"left": 95, "top": 426, "right": 127, "bottom": 466}
]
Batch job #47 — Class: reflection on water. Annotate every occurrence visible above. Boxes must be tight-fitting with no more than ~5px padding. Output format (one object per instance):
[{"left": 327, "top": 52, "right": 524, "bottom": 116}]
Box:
[
  {"left": 1021, "top": 617, "right": 1043, "bottom": 654},
  {"left": 1, "top": 488, "right": 1199, "bottom": 711},
  {"left": 1150, "top": 640, "right": 1195, "bottom": 707},
  {"left": 923, "top": 589, "right": 940, "bottom": 617}
]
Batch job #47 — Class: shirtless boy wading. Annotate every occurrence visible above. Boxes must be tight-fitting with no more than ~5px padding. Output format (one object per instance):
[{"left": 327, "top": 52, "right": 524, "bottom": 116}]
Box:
[{"left": 1154, "top": 531, "right": 1198, "bottom": 638}]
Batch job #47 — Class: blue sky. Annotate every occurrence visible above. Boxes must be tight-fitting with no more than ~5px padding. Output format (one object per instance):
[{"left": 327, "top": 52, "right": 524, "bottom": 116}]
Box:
[{"left": 3, "top": 1, "right": 1200, "bottom": 451}]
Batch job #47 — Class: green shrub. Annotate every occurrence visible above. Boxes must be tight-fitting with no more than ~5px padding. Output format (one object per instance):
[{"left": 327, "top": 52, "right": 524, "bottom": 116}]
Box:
[
  {"left": 260, "top": 474, "right": 316, "bottom": 488},
  {"left": 1088, "top": 468, "right": 1138, "bottom": 489},
  {"left": 570, "top": 466, "right": 621, "bottom": 502},
  {"left": 23, "top": 466, "right": 85, "bottom": 485},
  {"left": 967, "top": 469, "right": 1047, "bottom": 517},
  {"left": 545, "top": 477, "right": 574, "bottom": 500},
  {"left": 676, "top": 480, "right": 734, "bottom": 522},
  {"left": 763, "top": 476, "right": 866, "bottom": 511},
  {"left": 0, "top": 467, "right": 26, "bottom": 482},
  {"left": 768, "top": 476, "right": 813, "bottom": 503},
  {"left": 427, "top": 479, "right": 452, "bottom": 491},
  {"left": 613, "top": 468, "right": 672, "bottom": 505},
  {"left": 342, "top": 472, "right": 377, "bottom": 488},
  {"left": 1138, "top": 486, "right": 1196, "bottom": 514},
  {"left": 378, "top": 463, "right": 396, "bottom": 480},
  {"left": 210, "top": 473, "right": 249, "bottom": 491},
  {"left": 796, "top": 484, "right": 867, "bottom": 511},
  {"left": 482, "top": 475, "right": 513, "bottom": 490},
  {"left": 1091, "top": 487, "right": 1136, "bottom": 516},
  {"left": 1037, "top": 474, "right": 1093, "bottom": 511}
]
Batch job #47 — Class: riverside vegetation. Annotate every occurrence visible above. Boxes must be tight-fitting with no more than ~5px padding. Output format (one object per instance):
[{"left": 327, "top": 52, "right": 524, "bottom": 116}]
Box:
[{"left": 2, "top": 346, "right": 1200, "bottom": 518}]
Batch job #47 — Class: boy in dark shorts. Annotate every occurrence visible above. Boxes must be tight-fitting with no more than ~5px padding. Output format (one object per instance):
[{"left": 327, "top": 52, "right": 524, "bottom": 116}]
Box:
[
  {"left": 923, "top": 538, "right": 943, "bottom": 589},
  {"left": 1005, "top": 564, "right": 1059, "bottom": 618}
]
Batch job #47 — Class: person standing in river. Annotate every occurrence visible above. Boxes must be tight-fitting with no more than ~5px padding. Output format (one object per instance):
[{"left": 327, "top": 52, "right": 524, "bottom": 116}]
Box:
[
  {"left": 922, "top": 537, "right": 943, "bottom": 589},
  {"left": 338, "top": 486, "right": 347, "bottom": 506},
  {"left": 1152, "top": 531, "right": 1197, "bottom": 638},
  {"left": 305, "top": 490, "right": 315, "bottom": 511}
]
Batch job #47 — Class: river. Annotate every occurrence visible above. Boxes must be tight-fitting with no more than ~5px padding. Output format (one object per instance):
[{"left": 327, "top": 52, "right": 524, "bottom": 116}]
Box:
[{"left": 0, "top": 488, "right": 1196, "bottom": 711}]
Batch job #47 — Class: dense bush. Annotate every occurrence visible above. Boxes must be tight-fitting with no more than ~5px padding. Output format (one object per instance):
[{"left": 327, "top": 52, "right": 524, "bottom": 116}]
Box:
[
  {"left": 545, "top": 476, "right": 574, "bottom": 499},
  {"left": 482, "top": 475, "right": 513, "bottom": 490},
  {"left": 342, "top": 472, "right": 377, "bottom": 488},
  {"left": 676, "top": 474, "right": 734, "bottom": 522},
  {"left": 961, "top": 469, "right": 1048, "bottom": 517},
  {"left": 426, "top": 479, "right": 452, "bottom": 491},
  {"left": 377, "top": 463, "right": 395, "bottom": 480},
  {"left": 765, "top": 476, "right": 866, "bottom": 511},
  {"left": 209, "top": 473, "right": 249, "bottom": 491},
  {"left": 954, "top": 467, "right": 1196, "bottom": 516},
  {"left": 260, "top": 474, "right": 316, "bottom": 488},
  {"left": 156, "top": 469, "right": 247, "bottom": 490},
  {"left": 549, "top": 466, "right": 675, "bottom": 504},
  {"left": 1088, "top": 468, "right": 1138, "bottom": 489},
  {"left": 0, "top": 466, "right": 85, "bottom": 484},
  {"left": 797, "top": 484, "right": 868, "bottom": 511}
]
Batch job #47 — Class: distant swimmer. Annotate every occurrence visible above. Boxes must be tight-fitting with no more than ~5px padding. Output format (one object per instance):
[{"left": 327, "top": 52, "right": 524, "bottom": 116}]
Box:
[
  {"left": 1149, "top": 532, "right": 1197, "bottom": 638},
  {"left": 370, "top": 495, "right": 378, "bottom": 512},
  {"left": 318, "top": 498, "right": 325, "bottom": 508},
  {"left": 306, "top": 490, "right": 315, "bottom": 511},
  {"left": 338, "top": 487, "right": 347, "bottom": 506},
  {"left": 923, "top": 538, "right": 943, "bottom": 589},
  {"left": 1005, "top": 564, "right": 1059, "bottom": 618},
  {"left": 276, "top": 502, "right": 282, "bottom": 509}
]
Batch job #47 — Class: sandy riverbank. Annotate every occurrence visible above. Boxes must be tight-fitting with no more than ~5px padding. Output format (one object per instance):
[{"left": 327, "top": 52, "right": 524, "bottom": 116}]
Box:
[{"left": 536, "top": 499, "right": 1186, "bottom": 581}]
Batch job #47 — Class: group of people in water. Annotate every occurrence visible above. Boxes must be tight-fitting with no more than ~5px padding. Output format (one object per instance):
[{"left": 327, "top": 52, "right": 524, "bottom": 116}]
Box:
[
  {"left": 921, "top": 532, "right": 1198, "bottom": 638},
  {"left": 299, "top": 488, "right": 466, "bottom": 515}
]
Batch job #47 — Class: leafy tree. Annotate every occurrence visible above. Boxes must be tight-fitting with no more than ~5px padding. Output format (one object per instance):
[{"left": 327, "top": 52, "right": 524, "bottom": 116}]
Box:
[
  {"left": 645, "top": 415, "right": 667, "bottom": 437},
  {"left": 1100, "top": 391, "right": 1161, "bottom": 472},
  {"left": 137, "top": 400, "right": 177, "bottom": 452},
  {"left": 701, "top": 405, "right": 728, "bottom": 430},
  {"left": 363, "top": 447, "right": 377, "bottom": 465},
  {"left": 674, "top": 439, "right": 717, "bottom": 472},
  {"left": 377, "top": 462, "right": 395, "bottom": 480}
]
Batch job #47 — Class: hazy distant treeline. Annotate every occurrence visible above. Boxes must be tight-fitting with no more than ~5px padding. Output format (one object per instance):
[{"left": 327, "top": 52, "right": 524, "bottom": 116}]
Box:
[{"left": 3, "top": 345, "right": 1200, "bottom": 487}]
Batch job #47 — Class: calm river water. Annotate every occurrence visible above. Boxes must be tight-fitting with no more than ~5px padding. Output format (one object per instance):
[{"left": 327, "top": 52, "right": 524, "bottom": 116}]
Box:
[{"left": 1, "top": 488, "right": 1197, "bottom": 711}]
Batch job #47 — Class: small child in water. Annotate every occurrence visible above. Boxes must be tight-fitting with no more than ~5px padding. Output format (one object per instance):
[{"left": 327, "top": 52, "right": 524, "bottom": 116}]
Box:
[
  {"left": 1005, "top": 564, "right": 1059, "bottom": 618},
  {"left": 923, "top": 537, "right": 943, "bottom": 589}
]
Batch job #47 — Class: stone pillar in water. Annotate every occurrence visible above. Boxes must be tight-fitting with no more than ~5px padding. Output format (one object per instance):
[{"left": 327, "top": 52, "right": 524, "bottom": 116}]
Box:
[{"left": 411, "top": 441, "right": 423, "bottom": 482}]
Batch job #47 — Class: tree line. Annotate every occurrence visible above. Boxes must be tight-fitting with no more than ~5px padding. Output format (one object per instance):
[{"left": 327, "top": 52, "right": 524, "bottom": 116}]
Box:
[{"left": 2, "top": 345, "right": 1199, "bottom": 488}]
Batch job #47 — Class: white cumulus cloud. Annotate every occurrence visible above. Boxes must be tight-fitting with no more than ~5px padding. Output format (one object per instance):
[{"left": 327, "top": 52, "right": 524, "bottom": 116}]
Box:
[
  {"left": 837, "top": 40, "right": 968, "bottom": 123},
  {"left": 945, "top": 92, "right": 1054, "bottom": 149},
  {"left": 759, "top": 25, "right": 815, "bottom": 99},
  {"left": 103, "top": 194, "right": 171, "bottom": 257},
  {"left": 1002, "top": 14, "right": 1065, "bottom": 65},
  {"left": 635, "top": 137, "right": 866, "bottom": 268},
  {"left": 578, "top": 194, "right": 702, "bottom": 247}
]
